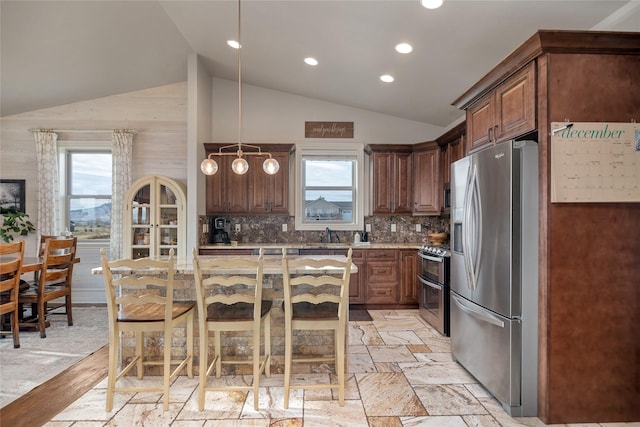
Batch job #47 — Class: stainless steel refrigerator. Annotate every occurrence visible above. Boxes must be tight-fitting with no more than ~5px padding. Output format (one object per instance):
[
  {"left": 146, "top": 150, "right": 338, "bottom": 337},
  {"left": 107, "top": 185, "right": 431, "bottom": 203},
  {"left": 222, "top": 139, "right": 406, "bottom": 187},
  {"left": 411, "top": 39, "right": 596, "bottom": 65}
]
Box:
[{"left": 450, "top": 139, "right": 538, "bottom": 417}]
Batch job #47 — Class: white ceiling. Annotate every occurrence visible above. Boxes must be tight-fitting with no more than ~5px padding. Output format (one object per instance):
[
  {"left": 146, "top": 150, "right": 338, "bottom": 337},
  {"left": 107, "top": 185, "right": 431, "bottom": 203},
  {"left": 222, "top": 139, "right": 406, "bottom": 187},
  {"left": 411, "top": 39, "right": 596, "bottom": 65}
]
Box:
[{"left": 1, "top": 1, "right": 639, "bottom": 128}]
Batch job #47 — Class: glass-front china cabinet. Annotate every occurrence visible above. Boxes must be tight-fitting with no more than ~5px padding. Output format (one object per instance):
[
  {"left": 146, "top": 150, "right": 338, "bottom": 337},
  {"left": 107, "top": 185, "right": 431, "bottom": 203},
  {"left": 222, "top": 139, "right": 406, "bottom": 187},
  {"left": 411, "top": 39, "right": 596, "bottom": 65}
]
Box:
[{"left": 123, "top": 175, "right": 186, "bottom": 259}]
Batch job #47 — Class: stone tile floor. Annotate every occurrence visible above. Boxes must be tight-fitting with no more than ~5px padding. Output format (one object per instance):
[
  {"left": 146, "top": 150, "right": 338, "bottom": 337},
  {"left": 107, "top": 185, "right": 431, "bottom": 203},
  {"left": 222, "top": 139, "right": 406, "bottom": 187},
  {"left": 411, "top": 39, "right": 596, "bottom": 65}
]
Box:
[{"left": 14, "top": 309, "right": 639, "bottom": 426}]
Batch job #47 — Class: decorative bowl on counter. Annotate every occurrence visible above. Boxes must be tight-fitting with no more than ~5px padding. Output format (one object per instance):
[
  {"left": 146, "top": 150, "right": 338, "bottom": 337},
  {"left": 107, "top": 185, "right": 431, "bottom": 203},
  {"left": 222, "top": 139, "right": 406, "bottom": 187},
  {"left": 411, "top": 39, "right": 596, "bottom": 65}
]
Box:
[{"left": 427, "top": 232, "right": 448, "bottom": 246}]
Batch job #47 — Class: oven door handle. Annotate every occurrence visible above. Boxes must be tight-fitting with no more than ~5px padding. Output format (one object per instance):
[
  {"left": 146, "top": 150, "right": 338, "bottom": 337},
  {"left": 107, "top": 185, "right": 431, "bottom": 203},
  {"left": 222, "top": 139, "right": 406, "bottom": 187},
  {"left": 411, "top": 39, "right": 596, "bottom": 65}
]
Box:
[
  {"left": 418, "top": 252, "right": 444, "bottom": 263},
  {"left": 418, "top": 275, "right": 442, "bottom": 289}
]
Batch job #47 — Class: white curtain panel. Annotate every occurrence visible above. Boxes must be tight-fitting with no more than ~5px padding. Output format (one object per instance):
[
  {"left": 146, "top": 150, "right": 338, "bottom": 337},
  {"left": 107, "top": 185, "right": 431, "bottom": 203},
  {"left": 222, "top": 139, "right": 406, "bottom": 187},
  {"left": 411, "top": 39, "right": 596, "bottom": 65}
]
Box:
[
  {"left": 33, "top": 130, "right": 59, "bottom": 236},
  {"left": 110, "top": 130, "right": 134, "bottom": 260}
]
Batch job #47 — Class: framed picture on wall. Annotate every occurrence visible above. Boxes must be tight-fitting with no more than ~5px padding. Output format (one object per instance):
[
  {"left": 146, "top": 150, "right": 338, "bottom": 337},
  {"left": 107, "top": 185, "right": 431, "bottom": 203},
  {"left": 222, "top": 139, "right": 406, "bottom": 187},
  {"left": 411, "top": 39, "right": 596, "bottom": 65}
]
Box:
[{"left": 0, "top": 179, "right": 26, "bottom": 213}]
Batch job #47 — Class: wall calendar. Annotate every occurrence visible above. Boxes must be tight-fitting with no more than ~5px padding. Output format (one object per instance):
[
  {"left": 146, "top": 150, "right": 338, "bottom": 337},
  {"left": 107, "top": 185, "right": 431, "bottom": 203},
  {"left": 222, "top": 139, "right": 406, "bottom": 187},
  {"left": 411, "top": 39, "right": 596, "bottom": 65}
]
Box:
[{"left": 551, "top": 122, "right": 639, "bottom": 203}]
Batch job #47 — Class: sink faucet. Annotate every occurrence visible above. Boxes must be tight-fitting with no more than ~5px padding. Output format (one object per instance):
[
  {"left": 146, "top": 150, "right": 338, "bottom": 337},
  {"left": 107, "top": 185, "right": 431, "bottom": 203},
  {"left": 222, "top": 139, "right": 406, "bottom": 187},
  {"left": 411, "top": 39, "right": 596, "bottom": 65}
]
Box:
[{"left": 325, "top": 227, "right": 333, "bottom": 243}]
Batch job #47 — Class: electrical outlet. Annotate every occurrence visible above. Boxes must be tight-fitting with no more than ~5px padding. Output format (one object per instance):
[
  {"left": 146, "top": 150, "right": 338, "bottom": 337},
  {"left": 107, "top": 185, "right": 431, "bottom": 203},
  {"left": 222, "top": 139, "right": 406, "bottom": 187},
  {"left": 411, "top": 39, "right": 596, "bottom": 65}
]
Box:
[
  {"left": 235, "top": 223, "right": 241, "bottom": 233},
  {"left": 416, "top": 224, "right": 421, "bottom": 232},
  {"left": 282, "top": 223, "right": 288, "bottom": 232},
  {"left": 391, "top": 223, "right": 397, "bottom": 232},
  {"left": 202, "top": 223, "right": 208, "bottom": 233},
  {"left": 366, "top": 224, "right": 371, "bottom": 232}
]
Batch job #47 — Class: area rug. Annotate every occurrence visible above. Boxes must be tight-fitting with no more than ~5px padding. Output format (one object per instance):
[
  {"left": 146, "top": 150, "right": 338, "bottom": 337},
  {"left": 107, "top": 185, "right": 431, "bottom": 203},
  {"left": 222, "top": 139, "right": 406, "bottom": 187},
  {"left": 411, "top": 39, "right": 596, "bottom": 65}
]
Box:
[
  {"left": 0, "top": 306, "right": 108, "bottom": 408},
  {"left": 349, "top": 309, "right": 373, "bottom": 322}
]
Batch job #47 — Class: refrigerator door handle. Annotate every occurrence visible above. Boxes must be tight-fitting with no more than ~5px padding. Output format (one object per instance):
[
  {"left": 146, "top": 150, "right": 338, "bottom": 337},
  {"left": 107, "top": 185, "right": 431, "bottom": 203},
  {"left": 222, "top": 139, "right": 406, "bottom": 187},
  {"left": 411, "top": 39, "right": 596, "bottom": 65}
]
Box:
[
  {"left": 463, "top": 164, "right": 482, "bottom": 291},
  {"left": 451, "top": 293, "right": 505, "bottom": 328}
]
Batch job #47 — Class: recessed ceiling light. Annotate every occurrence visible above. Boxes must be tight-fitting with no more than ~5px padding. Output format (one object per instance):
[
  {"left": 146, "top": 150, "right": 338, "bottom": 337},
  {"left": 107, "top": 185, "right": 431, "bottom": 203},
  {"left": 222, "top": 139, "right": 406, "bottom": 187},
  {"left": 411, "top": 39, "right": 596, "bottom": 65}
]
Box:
[
  {"left": 395, "top": 43, "right": 413, "bottom": 54},
  {"left": 380, "top": 75, "right": 394, "bottom": 83},
  {"left": 304, "top": 57, "right": 318, "bottom": 66},
  {"left": 227, "top": 40, "right": 240, "bottom": 49},
  {"left": 421, "top": 0, "right": 443, "bottom": 9}
]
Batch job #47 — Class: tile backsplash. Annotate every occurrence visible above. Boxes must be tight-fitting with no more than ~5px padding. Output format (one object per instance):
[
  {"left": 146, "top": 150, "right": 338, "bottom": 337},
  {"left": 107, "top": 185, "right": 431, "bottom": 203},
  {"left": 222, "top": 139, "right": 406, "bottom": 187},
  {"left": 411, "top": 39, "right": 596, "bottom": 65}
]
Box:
[{"left": 199, "top": 214, "right": 449, "bottom": 246}]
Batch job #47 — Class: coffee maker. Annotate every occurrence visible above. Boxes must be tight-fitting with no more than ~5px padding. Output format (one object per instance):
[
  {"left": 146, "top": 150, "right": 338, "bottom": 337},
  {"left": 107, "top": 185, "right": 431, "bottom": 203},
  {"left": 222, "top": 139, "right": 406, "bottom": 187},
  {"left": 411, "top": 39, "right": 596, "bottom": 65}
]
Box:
[{"left": 209, "top": 217, "right": 230, "bottom": 244}]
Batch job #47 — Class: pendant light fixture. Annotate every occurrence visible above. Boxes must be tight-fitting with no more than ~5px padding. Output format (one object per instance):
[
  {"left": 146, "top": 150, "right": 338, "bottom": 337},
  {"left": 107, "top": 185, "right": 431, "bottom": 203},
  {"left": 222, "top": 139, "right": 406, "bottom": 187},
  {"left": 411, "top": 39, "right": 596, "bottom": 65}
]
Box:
[{"left": 201, "top": 0, "right": 279, "bottom": 176}]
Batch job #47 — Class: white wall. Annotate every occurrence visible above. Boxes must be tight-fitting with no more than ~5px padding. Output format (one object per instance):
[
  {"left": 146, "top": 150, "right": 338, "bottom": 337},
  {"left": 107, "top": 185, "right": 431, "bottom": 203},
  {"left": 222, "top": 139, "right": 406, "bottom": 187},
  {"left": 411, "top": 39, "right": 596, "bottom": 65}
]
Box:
[{"left": 210, "top": 77, "right": 445, "bottom": 145}]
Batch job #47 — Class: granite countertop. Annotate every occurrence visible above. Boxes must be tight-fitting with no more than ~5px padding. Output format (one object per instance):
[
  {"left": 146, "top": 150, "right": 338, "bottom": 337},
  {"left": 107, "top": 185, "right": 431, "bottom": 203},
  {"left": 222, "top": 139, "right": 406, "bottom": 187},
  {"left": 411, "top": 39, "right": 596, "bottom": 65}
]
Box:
[
  {"left": 200, "top": 243, "right": 422, "bottom": 250},
  {"left": 92, "top": 254, "right": 358, "bottom": 275}
]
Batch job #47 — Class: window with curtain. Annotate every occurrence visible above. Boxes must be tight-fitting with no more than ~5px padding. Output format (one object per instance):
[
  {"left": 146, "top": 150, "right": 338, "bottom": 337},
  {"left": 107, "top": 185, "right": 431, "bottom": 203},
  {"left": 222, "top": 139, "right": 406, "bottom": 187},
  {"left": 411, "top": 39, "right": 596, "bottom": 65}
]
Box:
[{"left": 64, "top": 150, "right": 112, "bottom": 240}]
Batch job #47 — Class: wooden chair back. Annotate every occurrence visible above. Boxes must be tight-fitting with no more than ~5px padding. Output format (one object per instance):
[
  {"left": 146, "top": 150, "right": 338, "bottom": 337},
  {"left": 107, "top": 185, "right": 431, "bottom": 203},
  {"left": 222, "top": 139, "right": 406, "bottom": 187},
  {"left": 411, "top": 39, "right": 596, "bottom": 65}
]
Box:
[
  {"left": 192, "top": 247, "right": 271, "bottom": 410},
  {"left": 193, "top": 247, "right": 265, "bottom": 324},
  {"left": 0, "top": 241, "right": 25, "bottom": 348},
  {"left": 282, "top": 247, "right": 352, "bottom": 324},
  {"left": 19, "top": 237, "right": 76, "bottom": 337},
  {"left": 99, "top": 248, "right": 194, "bottom": 411}
]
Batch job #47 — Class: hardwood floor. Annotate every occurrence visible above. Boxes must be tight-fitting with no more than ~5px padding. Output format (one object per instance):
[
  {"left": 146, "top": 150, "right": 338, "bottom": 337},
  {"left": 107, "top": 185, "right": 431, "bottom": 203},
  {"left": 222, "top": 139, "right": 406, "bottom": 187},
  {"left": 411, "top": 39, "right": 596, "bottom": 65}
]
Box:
[{"left": 0, "top": 344, "right": 108, "bottom": 427}]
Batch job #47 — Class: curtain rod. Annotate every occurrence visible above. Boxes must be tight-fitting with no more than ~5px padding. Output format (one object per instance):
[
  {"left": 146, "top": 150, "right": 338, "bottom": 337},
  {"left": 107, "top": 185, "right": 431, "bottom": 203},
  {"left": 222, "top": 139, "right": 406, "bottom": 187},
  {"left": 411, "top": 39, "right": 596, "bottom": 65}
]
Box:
[{"left": 29, "top": 128, "right": 137, "bottom": 134}]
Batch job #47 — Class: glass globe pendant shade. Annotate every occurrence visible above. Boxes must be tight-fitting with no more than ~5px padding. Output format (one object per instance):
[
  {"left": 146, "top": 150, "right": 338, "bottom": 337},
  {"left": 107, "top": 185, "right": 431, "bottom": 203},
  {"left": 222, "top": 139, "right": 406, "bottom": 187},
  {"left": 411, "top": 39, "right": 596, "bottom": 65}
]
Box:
[
  {"left": 200, "top": 158, "right": 219, "bottom": 175},
  {"left": 263, "top": 157, "right": 280, "bottom": 175},
  {"left": 232, "top": 157, "right": 249, "bottom": 174}
]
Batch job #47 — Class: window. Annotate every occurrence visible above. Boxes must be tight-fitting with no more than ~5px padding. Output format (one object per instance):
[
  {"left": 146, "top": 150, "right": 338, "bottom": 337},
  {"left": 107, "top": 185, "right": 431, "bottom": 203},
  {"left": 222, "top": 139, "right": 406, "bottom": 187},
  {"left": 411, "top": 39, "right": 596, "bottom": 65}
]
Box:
[
  {"left": 294, "top": 143, "right": 365, "bottom": 231},
  {"left": 63, "top": 150, "right": 112, "bottom": 240}
]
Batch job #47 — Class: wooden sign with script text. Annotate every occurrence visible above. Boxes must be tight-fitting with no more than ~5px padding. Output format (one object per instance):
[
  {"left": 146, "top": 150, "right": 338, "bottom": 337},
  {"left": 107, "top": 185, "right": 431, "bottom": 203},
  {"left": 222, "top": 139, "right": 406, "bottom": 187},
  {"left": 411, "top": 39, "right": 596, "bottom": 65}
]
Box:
[{"left": 305, "top": 121, "right": 354, "bottom": 138}]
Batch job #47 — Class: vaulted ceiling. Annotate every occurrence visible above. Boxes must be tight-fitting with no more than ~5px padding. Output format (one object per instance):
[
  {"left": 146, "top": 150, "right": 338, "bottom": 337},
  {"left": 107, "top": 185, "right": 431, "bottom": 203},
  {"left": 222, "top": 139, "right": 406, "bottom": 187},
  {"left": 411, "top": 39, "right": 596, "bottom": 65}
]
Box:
[{"left": 1, "top": 1, "right": 638, "bottom": 128}]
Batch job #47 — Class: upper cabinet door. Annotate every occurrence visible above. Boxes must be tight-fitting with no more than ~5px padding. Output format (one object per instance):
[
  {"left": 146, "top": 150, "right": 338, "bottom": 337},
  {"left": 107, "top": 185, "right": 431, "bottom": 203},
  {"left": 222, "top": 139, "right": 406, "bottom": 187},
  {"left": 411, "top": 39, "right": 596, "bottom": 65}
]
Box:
[
  {"left": 248, "top": 151, "right": 290, "bottom": 214},
  {"left": 413, "top": 143, "right": 441, "bottom": 215},
  {"left": 494, "top": 62, "right": 536, "bottom": 142},
  {"left": 371, "top": 149, "right": 413, "bottom": 215},
  {"left": 467, "top": 93, "right": 494, "bottom": 153}
]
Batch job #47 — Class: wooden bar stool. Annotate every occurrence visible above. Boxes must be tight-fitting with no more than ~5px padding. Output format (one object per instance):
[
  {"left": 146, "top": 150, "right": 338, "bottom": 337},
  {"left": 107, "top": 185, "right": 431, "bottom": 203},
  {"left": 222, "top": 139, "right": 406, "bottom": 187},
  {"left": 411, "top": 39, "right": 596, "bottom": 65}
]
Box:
[
  {"left": 100, "top": 248, "right": 195, "bottom": 411},
  {"left": 281, "top": 248, "right": 352, "bottom": 408},
  {"left": 192, "top": 247, "right": 271, "bottom": 410}
]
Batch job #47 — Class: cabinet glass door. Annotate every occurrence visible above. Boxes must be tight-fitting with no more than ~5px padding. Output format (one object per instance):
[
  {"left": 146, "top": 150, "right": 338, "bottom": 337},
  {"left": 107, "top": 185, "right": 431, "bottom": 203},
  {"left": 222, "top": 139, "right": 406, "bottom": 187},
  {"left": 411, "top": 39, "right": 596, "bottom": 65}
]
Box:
[
  {"left": 157, "top": 183, "right": 179, "bottom": 256},
  {"left": 131, "top": 184, "right": 151, "bottom": 259}
]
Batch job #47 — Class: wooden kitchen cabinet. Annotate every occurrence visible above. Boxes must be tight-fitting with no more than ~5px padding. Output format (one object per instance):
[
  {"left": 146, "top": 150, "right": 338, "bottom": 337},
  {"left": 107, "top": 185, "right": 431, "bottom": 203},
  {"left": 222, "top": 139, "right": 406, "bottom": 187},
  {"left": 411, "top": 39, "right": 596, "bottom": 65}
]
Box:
[
  {"left": 400, "top": 250, "right": 418, "bottom": 304},
  {"left": 248, "top": 149, "right": 291, "bottom": 214},
  {"left": 365, "top": 249, "right": 399, "bottom": 304},
  {"left": 123, "top": 175, "right": 186, "bottom": 260},
  {"left": 412, "top": 141, "right": 441, "bottom": 215},
  {"left": 466, "top": 62, "right": 535, "bottom": 153},
  {"left": 205, "top": 154, "right": 249, "bottom": 214},
  {"left": 205, "top": 144, "right": 290, "bottom": 215},
  {"left": 370, "top": 146, "right": 413, "bottom": 214},
  {"left": 437, "top": 121, "right": 466, "bottom": 187}
]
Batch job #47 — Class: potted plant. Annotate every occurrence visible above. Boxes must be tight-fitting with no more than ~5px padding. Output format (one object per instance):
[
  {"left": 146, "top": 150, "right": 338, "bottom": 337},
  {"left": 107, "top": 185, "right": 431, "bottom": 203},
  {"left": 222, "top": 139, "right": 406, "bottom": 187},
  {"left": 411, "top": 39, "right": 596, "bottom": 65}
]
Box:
[{"left": 1, "top": 207, "right": 35, "bottom": 243}]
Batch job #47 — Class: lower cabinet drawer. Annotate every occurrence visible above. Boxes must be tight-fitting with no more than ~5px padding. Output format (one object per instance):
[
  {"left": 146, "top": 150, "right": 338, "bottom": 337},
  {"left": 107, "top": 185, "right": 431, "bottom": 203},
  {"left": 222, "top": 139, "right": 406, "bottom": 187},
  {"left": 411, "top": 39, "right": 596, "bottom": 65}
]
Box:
[
  {"left": 366, "top": 262, "right": 397, "bottom": 282},
  {"left": 366, "top": 284, "right": 398, "bottom": 303}
]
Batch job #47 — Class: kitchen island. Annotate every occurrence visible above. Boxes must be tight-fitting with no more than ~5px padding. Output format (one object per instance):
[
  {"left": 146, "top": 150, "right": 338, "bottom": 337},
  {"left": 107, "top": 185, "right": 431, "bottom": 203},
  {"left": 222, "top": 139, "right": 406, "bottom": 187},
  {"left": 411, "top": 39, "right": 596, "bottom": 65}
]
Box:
[
  {"left": 200, "top": 243, "right": 422, "bottom": 307},
  {"left": 93, "top": 253, "right": 358, "bottom": 375}
]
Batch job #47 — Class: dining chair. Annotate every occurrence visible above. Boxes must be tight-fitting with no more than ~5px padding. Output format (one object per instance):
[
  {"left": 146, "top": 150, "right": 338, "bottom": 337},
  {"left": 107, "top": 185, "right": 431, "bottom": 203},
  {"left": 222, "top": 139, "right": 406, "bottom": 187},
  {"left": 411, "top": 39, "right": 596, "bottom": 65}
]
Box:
[
  {"left": 100, "top": 248, "right": 194, "bottom": 411},
  {"left": 19, "top": 237, "right": 76, "bottom": 338},
  {"left": 192, "top": 247, "right": 271, "bottom": 410},
  {"left": 0, "top": 241, "right": 25, "bottom": 348},
  {"left": 281, "top": 247, "right": 352, "bottom": 408}
]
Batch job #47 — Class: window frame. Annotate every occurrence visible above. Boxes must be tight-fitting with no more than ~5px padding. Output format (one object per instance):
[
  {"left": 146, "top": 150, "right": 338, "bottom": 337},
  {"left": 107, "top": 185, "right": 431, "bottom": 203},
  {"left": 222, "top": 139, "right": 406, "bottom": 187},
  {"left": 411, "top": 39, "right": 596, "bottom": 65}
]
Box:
[
  {"left": 294, "top": 142, "right": 365, "bottom": 231},
  {"left": 58, "top": 143, "right": 112, "bottom": 242}
]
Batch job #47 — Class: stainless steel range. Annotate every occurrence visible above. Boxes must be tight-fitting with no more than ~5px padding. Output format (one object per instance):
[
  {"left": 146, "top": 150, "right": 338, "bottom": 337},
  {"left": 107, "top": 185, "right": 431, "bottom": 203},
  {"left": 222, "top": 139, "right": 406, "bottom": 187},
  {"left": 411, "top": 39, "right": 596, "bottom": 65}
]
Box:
[{"left": 417, "top": 244, "right": 450, "bottom": 336}]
